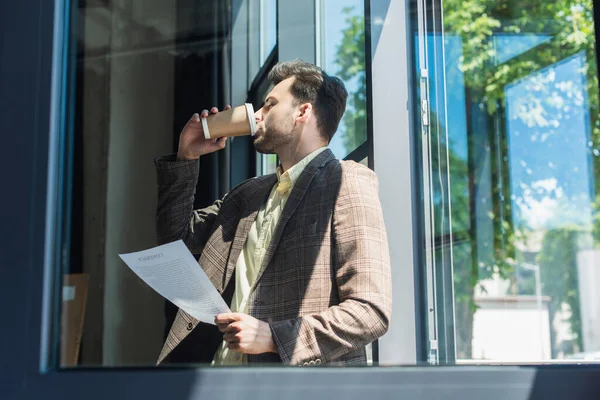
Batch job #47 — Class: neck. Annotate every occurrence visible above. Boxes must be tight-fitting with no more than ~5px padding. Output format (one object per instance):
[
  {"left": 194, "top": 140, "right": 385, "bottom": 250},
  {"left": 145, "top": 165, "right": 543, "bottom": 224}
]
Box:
[{"left": 277, "top": 141, "right": 327, "bottom": 172}]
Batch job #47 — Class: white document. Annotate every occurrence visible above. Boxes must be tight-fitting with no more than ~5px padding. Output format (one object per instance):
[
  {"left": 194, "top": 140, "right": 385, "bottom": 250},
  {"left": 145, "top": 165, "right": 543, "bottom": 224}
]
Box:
[{"left": 118, "top": 240, "right": 230, "bottom": 325}]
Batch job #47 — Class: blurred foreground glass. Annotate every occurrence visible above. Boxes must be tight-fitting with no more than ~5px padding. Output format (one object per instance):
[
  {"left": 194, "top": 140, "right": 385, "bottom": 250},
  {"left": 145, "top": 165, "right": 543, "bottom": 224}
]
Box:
[
  {"left": 58, "top": 0, "right": 600, "bottom": 369},
  {"left": 59, "top": 0, "right": 373, "bottom": 368},
  {"left": 61, "top": 0, "right": 233, "bottom": 367}
]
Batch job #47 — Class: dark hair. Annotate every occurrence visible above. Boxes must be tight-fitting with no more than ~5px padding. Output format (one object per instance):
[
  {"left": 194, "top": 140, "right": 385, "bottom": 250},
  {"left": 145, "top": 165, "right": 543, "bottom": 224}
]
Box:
[{"left": 268, "top": 60, "right": 348, "bottom": 142}]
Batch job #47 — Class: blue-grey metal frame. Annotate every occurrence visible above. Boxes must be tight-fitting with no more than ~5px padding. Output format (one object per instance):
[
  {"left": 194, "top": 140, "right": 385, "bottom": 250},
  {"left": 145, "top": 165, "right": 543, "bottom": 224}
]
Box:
[{"left": 3, "top": 0, "right": 600, "bottom": 399}]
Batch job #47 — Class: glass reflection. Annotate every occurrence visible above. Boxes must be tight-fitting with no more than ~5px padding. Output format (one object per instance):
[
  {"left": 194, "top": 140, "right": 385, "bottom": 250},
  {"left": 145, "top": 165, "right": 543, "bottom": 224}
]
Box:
[
  {"left": 318, "top": 0, "right": 367, "bottom": 159},
  {"left": 62, "top": 0, "right": 381, "bottom": 368},
  {"left": 64, "top": 0, "right": 233, "bottom": 367},
  {"left": 423, "top": 0, "right": 600, "bottom": 362},
  {"left": 259, "top": 0, "right": 277, "bottom": 64}
]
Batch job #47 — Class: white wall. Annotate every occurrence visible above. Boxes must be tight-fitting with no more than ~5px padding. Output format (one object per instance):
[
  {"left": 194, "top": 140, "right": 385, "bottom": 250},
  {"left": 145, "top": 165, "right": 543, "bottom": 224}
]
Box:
[
  {"left": 577, "top": 249, "right": 600, "bottom": 353},
  {"left": 471, "top": 299, "right": 552, "bottom": 361},
  {"left": 371, "top": 0, "right": 418, "bottom": 365}
]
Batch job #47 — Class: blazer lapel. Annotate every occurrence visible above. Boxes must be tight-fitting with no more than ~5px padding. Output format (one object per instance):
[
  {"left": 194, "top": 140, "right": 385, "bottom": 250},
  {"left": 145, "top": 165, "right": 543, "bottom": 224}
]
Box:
[
  {"left": 253, "top": 149, "right": 336, "bottom": 286},
  {"left": 221, "top": 174, "right": 277, "bottom": 289}
]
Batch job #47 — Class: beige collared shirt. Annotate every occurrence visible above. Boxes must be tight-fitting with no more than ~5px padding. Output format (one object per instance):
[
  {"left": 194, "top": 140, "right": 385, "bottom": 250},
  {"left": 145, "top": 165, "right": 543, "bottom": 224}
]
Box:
[{"left": 212, "top": 147, "right": 328, "bottom": 366}]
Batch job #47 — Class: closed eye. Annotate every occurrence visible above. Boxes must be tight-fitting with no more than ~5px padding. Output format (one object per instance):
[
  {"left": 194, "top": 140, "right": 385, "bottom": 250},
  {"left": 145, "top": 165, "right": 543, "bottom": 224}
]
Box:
[{"left": 263, "top": 97, "right": 277, "bottom": 110}]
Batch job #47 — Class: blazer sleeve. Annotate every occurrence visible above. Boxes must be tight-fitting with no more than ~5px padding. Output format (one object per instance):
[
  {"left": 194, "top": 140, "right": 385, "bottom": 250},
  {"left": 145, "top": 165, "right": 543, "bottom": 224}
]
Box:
[
  {"left": 269, "top": 163, "right": 392, "bottom": 365},
  {"left": 155, "top": 154, "right": 222, "bottom": 253}
]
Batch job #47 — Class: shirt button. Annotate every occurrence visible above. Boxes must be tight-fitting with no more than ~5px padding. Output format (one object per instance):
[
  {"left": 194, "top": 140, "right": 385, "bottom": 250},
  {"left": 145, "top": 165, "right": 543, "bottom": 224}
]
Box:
[{"left": 186, "top": 322, "right": 193, "bottom": 331}]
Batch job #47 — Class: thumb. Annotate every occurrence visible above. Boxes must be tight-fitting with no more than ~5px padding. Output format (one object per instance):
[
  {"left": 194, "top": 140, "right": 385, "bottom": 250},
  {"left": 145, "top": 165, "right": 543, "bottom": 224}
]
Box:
[
  {"left": 208, "top": 137, "right": 227, "bottom": 152},
  {"left": 216, "top": 137, "right": 227, "bottom": 148}
]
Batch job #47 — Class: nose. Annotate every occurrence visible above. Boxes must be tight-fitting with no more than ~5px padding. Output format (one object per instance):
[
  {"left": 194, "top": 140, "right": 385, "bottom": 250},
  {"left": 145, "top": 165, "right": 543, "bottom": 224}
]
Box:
[{"left": 254, "top": 107, "right": 263, "bottom": 122}]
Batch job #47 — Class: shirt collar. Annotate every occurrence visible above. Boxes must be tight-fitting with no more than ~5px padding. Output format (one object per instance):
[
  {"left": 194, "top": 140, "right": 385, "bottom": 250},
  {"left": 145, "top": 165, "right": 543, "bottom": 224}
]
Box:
[{"left": 276, "top": 147, "right": 328, "bottom": 186}]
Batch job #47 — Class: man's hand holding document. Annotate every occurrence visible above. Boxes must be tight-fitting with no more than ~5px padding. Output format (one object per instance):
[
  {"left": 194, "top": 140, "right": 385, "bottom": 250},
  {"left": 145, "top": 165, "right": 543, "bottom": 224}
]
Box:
[{"left": 118, "top": 240, "right": 230, "bottom": 324}]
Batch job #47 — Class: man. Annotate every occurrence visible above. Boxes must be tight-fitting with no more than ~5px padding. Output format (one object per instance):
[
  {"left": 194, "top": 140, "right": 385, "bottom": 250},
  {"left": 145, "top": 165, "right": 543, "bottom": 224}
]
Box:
[{"left": 155, "top": 60, "right": 391, "bottom": 366}]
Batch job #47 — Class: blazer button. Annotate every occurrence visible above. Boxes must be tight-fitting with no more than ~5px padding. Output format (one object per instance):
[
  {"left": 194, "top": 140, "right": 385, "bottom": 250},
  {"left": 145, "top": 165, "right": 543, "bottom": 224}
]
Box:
[{"left": 187, "top": 322, "right": 193, "bottom": 331}]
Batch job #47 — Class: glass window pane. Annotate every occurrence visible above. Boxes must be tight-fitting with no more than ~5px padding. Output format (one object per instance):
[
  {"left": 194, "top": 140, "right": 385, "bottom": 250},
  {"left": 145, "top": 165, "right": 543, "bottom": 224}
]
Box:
[
  {"left": 259, "top": 0, "right": 277, "bottom": 65},
  {"left": 421, "top": 0, "right": 600, "bottom": 363},
  {"left": 59, "top": 0, "right": 380, "bottom": 369},
  {"left": 317, "top": 0, "right": 367, "bottom": 159},
  {"left": 261, "top": 154, "right": 278, "bottom": 175},
  {"left": 63, "top": 0, "right": 235, "bottom": 367},
  {"left": 56, "top": 0, "right": 600, "bottom": 372}
]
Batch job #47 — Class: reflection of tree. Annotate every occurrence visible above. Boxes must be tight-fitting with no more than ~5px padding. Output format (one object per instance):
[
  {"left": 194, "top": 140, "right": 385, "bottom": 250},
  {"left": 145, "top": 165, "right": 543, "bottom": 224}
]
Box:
[
  {"left": 332, "top": 9, "right": 484, "bottom": 358},
  {"left": 334, "top": 0, "right": 598, "bottom": 359},
  {"left": 536, "top": 228, "right": 585, "bottom": 355},
  {"left": 334, "top": 7, "right": 367, "bottom": 153},
  {"left": 443, "top": 0, "right": 598, "bottom": 358}
]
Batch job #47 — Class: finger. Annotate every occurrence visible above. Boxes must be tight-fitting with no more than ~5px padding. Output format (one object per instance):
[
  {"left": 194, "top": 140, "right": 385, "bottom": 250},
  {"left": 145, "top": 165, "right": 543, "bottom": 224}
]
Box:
[
  {"left": 215, "top": 315, "right": 232, "bottom": 325},
  {"left": 215, "top": 313, "right": 240, "bottom": 324},
  {"left": 208, "top": 140, "right": 226, "bottom": 152},
  {"left": 210, "top": 107, "right": 219, "bottom": 114},
  {"left": 189, "top": 113, "right": 200, "bottom": 123},
  {"left": 224, "top": 105, "right": 232, "bottom": 110},
  {"left": 216, "top": 137, "right": 227, "bottom": 149},
  {"left": 200, "top": 109, "right": 209, "bottom": 118},
  {"left": 217, "top": 323, "right": 230, "bottom": 333},
  {"left": 223, "top": 332, "right": 240, "bottom": 343},
  {"left": 227, "top": 342, "right": 241, "bottom": 352},
  {"left": 222, "top": 322, "right": 240, "bottom": 334}
]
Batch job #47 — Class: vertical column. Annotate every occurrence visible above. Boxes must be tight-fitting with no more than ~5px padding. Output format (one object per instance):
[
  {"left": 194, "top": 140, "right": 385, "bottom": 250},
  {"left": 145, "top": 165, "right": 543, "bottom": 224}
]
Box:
[
  {"left": 80, "top": 3, "right": 111, "bottom": 364},
  {"left": 231, "top": 0, "right": 250, "bottom": 105},
  {"left": 102, "top": 0, "right": 174, "bottom": 365},
  {"left": 278, "top": 0, "right": 316, "bottom": 63},
  {"left": 230, "top": 0, "right": 257, "bottom": 184},
  {"left": 370, "top": 0, "right": 420, "bottom": 365}
]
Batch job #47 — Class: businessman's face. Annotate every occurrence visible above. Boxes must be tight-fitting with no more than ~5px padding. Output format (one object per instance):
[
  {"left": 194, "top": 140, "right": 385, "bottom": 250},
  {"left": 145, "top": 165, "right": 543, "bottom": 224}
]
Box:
[{"left": 252, "top": 77, "right": 299, "bottom": 154}]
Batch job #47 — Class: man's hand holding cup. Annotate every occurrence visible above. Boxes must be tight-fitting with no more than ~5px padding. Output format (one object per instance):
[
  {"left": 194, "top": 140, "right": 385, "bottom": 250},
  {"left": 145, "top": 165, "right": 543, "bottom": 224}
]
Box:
[
  {"left": 177, "top": 106, "right": 231, "bottom": 161},
  {"left": 177, "top": 103, "right": 256, "bottom": 161}
]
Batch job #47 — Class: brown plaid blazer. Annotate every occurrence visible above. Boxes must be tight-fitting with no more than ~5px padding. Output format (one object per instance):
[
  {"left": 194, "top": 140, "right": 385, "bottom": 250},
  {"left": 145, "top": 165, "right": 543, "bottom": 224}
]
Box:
[{"left": 155, "top": 149, "right": 391, "bottom": 366}]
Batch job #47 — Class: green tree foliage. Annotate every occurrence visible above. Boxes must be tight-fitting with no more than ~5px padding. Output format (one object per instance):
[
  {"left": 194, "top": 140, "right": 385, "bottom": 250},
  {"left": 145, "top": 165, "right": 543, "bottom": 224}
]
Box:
[
  {"left": 334, "top": 7, "right": 367, "bottom": 153},
  {"left": 334, "top": 0, "right": 598, "bottom": 359},
  {"left": 442, "top": 0, "right": 597, "bottom": 358},
  {"left": 536, "top": 228, "right": 585, "bottom": 353}
]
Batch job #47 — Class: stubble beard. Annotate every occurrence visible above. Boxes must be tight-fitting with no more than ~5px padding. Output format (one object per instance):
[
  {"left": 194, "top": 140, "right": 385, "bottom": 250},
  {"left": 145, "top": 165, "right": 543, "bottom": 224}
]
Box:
[{"left": 253, "top": 116, "right": 295, "bottom": 154}]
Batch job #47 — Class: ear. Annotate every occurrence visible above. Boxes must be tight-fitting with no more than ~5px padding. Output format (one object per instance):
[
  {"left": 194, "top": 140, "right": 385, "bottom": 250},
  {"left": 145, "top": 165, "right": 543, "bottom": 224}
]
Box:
[{"left": 295, "top": 103, "right": 313, "bottom": 123}]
